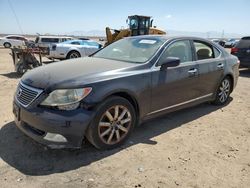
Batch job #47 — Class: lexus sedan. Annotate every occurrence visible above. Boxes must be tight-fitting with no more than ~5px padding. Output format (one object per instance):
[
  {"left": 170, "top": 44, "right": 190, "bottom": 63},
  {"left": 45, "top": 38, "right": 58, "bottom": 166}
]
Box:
[
  {"left": 13, "top": 36, "right": 239, "bottom": 150},
  {"left": 48, "top": 39, "right": 102, "bottom": 60}
]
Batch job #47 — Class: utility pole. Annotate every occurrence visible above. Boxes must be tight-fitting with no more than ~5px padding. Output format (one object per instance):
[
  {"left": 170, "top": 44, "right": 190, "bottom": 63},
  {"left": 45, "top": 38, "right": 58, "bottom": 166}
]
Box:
[{"left": 221, "top": 30, "right": 225, "bottom": 39}]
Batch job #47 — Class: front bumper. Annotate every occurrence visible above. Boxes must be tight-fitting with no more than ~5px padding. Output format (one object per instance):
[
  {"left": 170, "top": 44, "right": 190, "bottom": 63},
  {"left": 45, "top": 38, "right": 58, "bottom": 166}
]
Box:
[
  {"left": 47, "top": 50, "right": 65, "bottom": 59},
  {"left": 13, "top": 98, "right": 94, "bottom": 149}
]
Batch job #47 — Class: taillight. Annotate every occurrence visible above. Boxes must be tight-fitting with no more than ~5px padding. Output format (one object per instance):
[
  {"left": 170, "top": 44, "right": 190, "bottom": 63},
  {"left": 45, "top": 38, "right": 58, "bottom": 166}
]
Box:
[{"left": 231, "top": 47, "right": 238, "bottom": 54}]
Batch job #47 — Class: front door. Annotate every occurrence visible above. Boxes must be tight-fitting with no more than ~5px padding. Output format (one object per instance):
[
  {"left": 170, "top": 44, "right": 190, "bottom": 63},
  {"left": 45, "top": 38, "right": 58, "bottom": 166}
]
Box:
[{"left": 150, "top": 39, "right": 201, "bottom": 113}]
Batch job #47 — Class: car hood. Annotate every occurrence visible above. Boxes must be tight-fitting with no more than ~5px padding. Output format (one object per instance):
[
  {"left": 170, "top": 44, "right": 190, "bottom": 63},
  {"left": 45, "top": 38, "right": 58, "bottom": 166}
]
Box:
[{"left": 21, "top": 57, "right": 138, "bottom": 90}]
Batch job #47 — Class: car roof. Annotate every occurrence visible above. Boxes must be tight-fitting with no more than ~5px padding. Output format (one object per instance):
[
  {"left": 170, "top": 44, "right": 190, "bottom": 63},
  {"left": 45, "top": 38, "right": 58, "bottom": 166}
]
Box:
[
  {"left": 38, "top": 36, "right": 72, "bottom": 38},
  {"left": 126, "top": 35, "right": 215, "bottom": 42},
  {"left": 67, "top": 39, "right": 96, "bottom": 42},
  {"left": 5, "top": 35, "right": 26, "bottom": 38}
]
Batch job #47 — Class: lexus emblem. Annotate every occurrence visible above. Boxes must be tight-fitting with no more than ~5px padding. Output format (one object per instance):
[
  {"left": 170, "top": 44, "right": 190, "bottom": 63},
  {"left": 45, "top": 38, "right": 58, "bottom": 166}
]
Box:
[
  {"left": 247, "top": 49, "right": 250, "bottom": 53},
  {"left": 17, "top": 88, "right": 22, "bottom": 97}
]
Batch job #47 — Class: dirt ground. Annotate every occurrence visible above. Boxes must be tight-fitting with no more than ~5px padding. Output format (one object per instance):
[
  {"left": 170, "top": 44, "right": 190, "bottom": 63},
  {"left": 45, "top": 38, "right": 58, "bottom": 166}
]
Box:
[{"left": 0, "top": 47, "right": 250, "bottom": 188}]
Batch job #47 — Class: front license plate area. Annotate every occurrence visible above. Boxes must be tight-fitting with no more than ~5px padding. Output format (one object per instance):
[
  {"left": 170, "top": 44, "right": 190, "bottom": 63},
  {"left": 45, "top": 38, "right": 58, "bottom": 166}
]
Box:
[{"left": 13, "top": 102, "right": 20, "bottom": 121}]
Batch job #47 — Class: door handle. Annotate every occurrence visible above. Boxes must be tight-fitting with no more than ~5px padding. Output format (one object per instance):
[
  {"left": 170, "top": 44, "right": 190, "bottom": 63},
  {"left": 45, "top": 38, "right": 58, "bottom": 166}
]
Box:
[
  {"left": 217, "top": 63, "right": 224, "bottom": 69},
  {"left": 188, "top": 68, "right": 197, "bottom": 74}
]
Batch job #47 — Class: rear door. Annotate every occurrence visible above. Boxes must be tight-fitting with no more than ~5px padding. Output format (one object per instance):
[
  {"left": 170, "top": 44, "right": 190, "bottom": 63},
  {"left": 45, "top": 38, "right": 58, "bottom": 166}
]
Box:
[
  {"left": 192, "top": 40, "right": 224, "bottom": 96},
  {"left": 150, "top": 39, "right": 200, "bottom": 113}
]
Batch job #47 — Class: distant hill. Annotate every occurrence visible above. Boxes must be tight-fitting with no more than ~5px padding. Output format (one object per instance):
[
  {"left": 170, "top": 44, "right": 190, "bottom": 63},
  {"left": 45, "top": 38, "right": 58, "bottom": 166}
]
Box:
[
  {"left": 65, "top": 30, "right": 105, "bottom": 37},
  {"left": 1, "top": 29, "right": 244, "bottom": 39},
  {"left": 65, "top": 29, "right": 244, "bottom": 39},
  {"left": 167, "top": 30, "right": 243, "bottom": 39}
]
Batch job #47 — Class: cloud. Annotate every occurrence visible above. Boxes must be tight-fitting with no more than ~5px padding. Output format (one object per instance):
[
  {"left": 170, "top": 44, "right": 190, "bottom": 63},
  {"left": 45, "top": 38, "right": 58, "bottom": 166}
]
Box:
[{"left": 165, "top": 15, "right": 172, "bottom": 19}]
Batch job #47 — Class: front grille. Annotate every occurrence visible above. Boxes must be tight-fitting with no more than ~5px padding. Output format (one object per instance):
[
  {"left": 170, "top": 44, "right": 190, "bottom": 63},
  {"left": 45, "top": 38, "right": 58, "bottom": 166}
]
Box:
[{"left": 16, "top": 82, "right": 43, "bottom": 107}]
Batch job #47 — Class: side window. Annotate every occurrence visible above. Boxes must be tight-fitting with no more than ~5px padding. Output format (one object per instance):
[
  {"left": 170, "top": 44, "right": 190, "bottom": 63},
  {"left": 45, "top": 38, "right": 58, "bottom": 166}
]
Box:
[
  {"left": 71, "top": 41, "right": 80, "bottom": 45},
  {"left": 194, "top": 41, "right": 215, "bottom": 60},
  {"left": 213, "top": 47, "right": 221, "bottom": 58},
  {"left": 7, "top": 36, "right": 15, "bottom": 39},
  {"left": 41, "top": 38, "right": 59, "bottom": 43},
  {"left": 159, "top": 40, "right": 192, "bottom": 64}
]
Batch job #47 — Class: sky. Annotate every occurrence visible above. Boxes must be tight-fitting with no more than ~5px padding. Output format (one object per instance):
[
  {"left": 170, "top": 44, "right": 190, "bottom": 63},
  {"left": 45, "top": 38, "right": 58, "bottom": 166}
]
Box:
[{"left": 0, "top": 0, "right": 250, "bottom": 36}]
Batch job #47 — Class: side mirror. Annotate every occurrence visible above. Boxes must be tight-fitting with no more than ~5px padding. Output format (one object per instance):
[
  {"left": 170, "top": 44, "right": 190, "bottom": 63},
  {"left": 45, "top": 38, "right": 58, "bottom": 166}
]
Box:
[{"left": 157, "top": 57, "right": 180, "bottom": 70}]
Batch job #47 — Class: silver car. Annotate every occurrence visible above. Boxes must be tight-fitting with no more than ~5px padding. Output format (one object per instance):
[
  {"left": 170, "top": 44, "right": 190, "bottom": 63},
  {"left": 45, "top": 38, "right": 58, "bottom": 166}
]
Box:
[{"left": 48, "top": 40, "right": 102, "bottom": 60}]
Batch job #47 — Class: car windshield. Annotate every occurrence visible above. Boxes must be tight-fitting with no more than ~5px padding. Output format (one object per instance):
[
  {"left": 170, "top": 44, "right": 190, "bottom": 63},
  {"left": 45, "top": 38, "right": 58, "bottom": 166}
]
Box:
[{"left": 93, "top": 37, "right": 165, "bottom": 63}]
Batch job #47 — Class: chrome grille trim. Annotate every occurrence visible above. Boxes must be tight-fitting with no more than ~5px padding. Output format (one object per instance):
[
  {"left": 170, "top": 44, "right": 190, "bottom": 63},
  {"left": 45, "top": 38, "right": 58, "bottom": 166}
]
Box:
[{"left": 15, "top": 82, "right": 43, "bottom": 107}]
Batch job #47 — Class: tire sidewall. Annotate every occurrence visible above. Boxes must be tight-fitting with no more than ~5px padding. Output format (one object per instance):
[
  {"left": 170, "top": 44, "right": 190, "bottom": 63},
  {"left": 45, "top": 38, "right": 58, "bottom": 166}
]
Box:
[
  {"left": 4, "top": 42, "right": 11, "bottom": 48},
  {"left": 87, "top": 96, "right": 136, "bottom": 150}
]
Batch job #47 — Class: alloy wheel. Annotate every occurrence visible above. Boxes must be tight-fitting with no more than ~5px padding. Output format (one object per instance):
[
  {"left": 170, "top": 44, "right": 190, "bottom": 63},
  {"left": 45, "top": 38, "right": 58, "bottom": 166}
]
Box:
[
  {"left": 218, "top": 79, "right": 230, "bottom": 103},
  {"left": 69, "top": 52, "right": 80, "bottom": 59},
  {"left": 98, "top": 105, "right": 132, "bottom": 145}
]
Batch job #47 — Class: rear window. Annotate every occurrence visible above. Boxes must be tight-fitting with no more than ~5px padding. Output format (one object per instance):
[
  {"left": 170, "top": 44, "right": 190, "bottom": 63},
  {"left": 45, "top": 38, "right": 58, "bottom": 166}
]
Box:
[
  {"left": 41, "top": 38, "right": 59, "bottom": 43},
  {"left": 83, "top": 41, "right": 99, "bottom": 47},
  {"left": 236, "top": 37, "right": 250, "bottom": 48}
]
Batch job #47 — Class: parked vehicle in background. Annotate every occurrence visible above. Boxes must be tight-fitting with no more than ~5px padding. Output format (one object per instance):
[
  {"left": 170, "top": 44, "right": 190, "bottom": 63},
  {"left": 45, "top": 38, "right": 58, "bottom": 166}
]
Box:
[
  {"left": 231, "top": 36, "right": 250, "bottom": 68},
  {"left": 13, "top": 36, "right": 239, "bottom": 150},
  {"left": 48, "top": 39, "right": 102, "bottom": 60},
  {"left": 0, "top": 35, "right": 28, "bottom": 48},
  {"left": 78, "top": 37, "right": 90, "bottom": 40},
  {"left": 225, "top": 39, "right": 239, "bottom": 48},
  {"left": 35, "top": 36, "right": 74, "bottom": 48},
  {"left": 211, "top": 39, "right": 226, "bottom": 47}
]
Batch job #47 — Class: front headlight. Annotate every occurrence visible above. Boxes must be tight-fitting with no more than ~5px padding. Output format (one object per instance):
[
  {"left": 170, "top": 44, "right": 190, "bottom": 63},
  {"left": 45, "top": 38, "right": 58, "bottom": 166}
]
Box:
[{"left": 40, "top": 87, "right": 92, "bottom": 110}]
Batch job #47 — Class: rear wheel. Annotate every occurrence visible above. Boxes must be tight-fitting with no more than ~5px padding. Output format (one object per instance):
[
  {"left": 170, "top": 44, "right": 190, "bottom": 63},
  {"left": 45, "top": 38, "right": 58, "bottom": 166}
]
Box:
[
  {"left": 4, "top": 42, "right": 11, "bottom": 48},
  {"left": 66, "top": 51, "right": 81, "bottom": 59},
  {"left": 86, "top": 96, "right": 136, "bottom": 150},
  {"left": 213, "top": 77, "right": 232, "bottom": 105}
]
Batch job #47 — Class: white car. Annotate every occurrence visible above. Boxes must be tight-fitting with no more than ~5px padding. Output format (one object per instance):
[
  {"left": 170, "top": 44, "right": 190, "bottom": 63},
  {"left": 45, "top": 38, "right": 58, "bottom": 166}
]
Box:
[
  {"left": 35, "top": 36, "right": 74, "bottom": 48},
  {"left": 225, "top": 39, "right": 239, "bottom": 48},
  {"left": 48, "top": 40, "right": 102, "bottom": 60},
  {"left": 0, "top": 35, "right": 27, "bottom": 48}
]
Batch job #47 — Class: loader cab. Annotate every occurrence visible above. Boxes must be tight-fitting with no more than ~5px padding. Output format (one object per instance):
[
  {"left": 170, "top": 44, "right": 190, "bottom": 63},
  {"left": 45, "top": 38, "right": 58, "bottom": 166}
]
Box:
[{"left": 128, "top": 15, "right": 152, "bottom": 36}]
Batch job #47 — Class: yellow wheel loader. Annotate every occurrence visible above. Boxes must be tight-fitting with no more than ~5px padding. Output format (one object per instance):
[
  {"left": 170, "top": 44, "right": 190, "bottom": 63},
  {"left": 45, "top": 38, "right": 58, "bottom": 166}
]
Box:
[{"left": 105, "top": 15, "right": 166, "bottom": 45}]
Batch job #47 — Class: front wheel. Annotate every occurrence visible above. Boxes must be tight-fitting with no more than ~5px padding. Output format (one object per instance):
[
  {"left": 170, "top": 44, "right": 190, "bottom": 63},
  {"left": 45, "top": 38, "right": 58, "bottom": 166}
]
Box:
[
  {"left": 4, "top": 42, "right": 11, "bottom": 48},
  {"left": 86, "top": 96, "right": 136, "bottom": 150},
  {"left": 213, "top": 77, "right": 232, "bottom": 105}
]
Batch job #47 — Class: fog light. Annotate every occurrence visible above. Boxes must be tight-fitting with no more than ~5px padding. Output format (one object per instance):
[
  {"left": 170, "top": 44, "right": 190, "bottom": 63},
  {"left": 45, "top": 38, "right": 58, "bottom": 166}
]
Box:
[{"left": 44, "top": 133, "right": 67, "bottom": 143}]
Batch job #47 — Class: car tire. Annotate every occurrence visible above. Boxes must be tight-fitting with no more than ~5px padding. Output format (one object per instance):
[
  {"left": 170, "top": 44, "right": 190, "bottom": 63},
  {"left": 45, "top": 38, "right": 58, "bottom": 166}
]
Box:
[
  {"left": 66, "top": 51, "right": 81, "bottom": 59},
  {"left": 86, "top": 96, "right": 136, "bottom": 150},
  {"left": 4, "top": 42, "right": 11, "bottom": 48},
  {"left": 212, "top": 77, "right": 232, "bottom": 105}
]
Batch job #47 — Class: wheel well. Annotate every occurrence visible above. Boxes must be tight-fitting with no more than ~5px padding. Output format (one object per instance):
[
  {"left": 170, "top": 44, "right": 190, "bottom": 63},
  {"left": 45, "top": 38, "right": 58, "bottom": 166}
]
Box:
[
  {"left": 225, "top": 74, "right": 234, "bottom": 93},
  {"left": 110, "top": 92, "right": 140, "bottom": 119}
]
